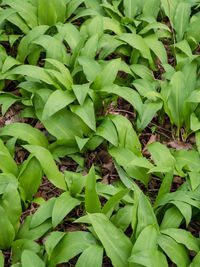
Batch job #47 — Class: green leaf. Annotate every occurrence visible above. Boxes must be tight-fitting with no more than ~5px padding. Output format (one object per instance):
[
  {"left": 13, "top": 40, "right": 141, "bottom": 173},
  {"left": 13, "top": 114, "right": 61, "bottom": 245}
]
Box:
[
  {"left": 3, "top": 0, "right": 37, "bottom": 29},
  {"left": 0, "top": 123, "right": 48, "bottom": 148},
  {"left": 38, "top": 0, "right": 57, "bottom": 26},
  {"left": 102, "top": 188, "right": 130, "bottom": 217},
  {"left": 0, "top": 93, "right": 18, "bottom": 116},
  {"left": 17, "top": 25, "right": 49, "bottom": 62},
  {"left": 148, "top": 142, "right": 175, "bottom": 172},
  {"left": 144, "top": 34, "right": 168, "bottom": 64},
  {"left": 70, "top": 97, "right": 96, "bottom": 131},
  {"left": 52, "top": 192, "right": 81, "bottom": 227},
  {"left": 100, "top": 85, "right": 143, "bottom": 115},
  {"left": 137, "top": 100, "right": 163, "bottom": 131},
  {"left": 24, "top": 145, "right": 66, "bottom": 190},
  {"left": 96, "top": 118, "right": 118, "bottom": 146},
  {"left": 0, "top": 206, "right": 15, "bottom": 249},
  {"left": 93, "top": 58, "right": 121, "bottom": 89},
  {"left": 18, "top": 156, "right": 42, "bottom": 202},
  {"left": 66, "top": 0, "right": 84, "bottom": 19},
  {"left": 12, "top": 239, "right": 41, "bottom": 264},
  {"left": 72, "top": 83, "right": 89, "bottom": 105},
  {"left": 167, "top": 71, "right": 187, "bottom": 128},
  {"left": 16, "top": 215, "right": 52, "bottom": 240},
  {"left": 30, "top": 198, "right": 55, "bottom": 228},
  {"left": 21, "top": 250, "right": 45, "bottom": 267},
  {"left": 189, "top": 252, "right": 200, "bottom": 267},
  {"left": 88, "top": 213, "right": 132, "bottom": 267},
  {"left": 129, "top": 250, "right": 168, "bottom": 267},
  {"left": 154, "top": 170, "right": 174, "bottom": 207},
  {"left": 0, "top": 183, "right": 22, "bottom": 233},
  {"left": 161, "top": 228, "right": 200, "bottom": 253},
  {"left": 111, "top": 115, "right": 141, "bottom": 154},
  {"left": 118, "top": 33, "right": 154, "bottom": 69},
  {"left": 42, "top": 90, "right": 75, "bottom": 119},
  {"left": 160, "top": 206, "right": 183, "bottom": 230},
  {"left": 0, "top": 138, "right": 18, "bottom": 176},
  {"left": 45, "top": 231, "right": 65, "bottom": 259},
  {"left": 123, "top": 0, "right": 139, "bottom": 18},
  {"left": 76, "top": 244, "right": 103, "bottom": 267},
  {"left": 173, "top": 2, "right": 191, "bottom": 41},
  {"left": 158, "top": 234, "right": 190, "bottom": 267},
  {"left": 0, "top": 250, "right": 4, "bottom": 266},
  {"left": 85, "top": 166, "right": 101, "bottom": 213},
  {"left": 48, "top": 231, "right": 97, "bottom": 267}
]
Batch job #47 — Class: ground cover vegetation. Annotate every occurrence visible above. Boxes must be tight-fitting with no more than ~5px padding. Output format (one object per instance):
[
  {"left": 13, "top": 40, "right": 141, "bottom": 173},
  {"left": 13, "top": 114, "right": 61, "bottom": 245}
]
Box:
[{"left": 0, "top": 0, "right": 200, "bottom": 266}]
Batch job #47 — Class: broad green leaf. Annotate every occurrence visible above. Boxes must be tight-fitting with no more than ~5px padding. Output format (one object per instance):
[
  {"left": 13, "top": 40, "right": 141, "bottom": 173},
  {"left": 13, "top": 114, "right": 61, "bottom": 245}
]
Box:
[
  {"left": 102, "top": 189, "right": 130, "bottom": 217},
  {"left": 21, "top": 250, "right": 45, "bottom": 267},
  {"left": 85, "top": 165, "right": 101, "bottom": 213},
  {"left": 100, "top": 85, "right": 143, "bottom": 115},
  {"left": 143, "top": 0, "right": 160, "bottom": 18},
  {"left": 136, "top": 193, "right": 159, "bottom": 237},
  {"left": 18, "top": 155, "right": 42, "bottom": 202},
  {"left": 72, "top": 83, "right": 89, "bottom": 105},
  {"left": 0, "top": 183, "right": 21, "bottom": 233},
  {"left": 0, "top": 139, "right": 18, "bottom": 176},
  {"left": 24, "top": 145, "right": 66, "bottom": 190},
  {"left": 17, "top": 25, "right": 49, "bottom": 62},
  {"left": 81, "top": 34, "right": 99, "bottom": 59},
  {"left": 78, "top": 56, "right": 102, "bottom": 82},
  {"left": 137, "top": 100, "right": 163, "bottom": 131},
  {"left": 0, "top": 123, "right": 48, "bottom": 148},
  {"left": 34, "top": 36, "right": 69, "bottom": 67},
  {"left": 76, "top": 244, "right": 103, "bottom": 267},
  {"left": 64, "top": 171, "right": 86, "bottom": 196},
  {"left": 42, "top": 90, "right": 75, "bottom": 119},
  {"left": 93, "top": 58, "right": 121, "bottom": 89},
  {"left": 189, "top": 172, "right": 200, "bottom": 191},
  {"left": 2, "top": 65, "right": 58, "bottom": 88},
  {"left": 144, "top": 34, "right": 167, "bottom": 64},
  {"left": 16, "top": 215, "right": 52, "bottom": 240},
  {"left": 189, "top": 252, "right": 200, "bottom": 267},
  {"left": 30, "top": 198, "right": 56, "bottom": 228},
  {"left": 160, "top": 207, "right": 183, "bottom": 230},
  {"left": 0, "top": 206, "right": 15, "bottom": 249},
  {"left": 0, "top": 93, "right": 18, "bottom": 116},
  {"left": 38, "top": 0, "right": 56, "bottom": 26},
  {"left": 12, "top": 239, "right": 41, "bottom": 264},
  {"left": 52, "top": 192, "right": 81, "bottom": 227},
  {"left": 56, "top": 23, "right": 81, "bottom": 51},
  {"left": 45, "top": 231, "right": 65, "bottom": 259},
  {"left": 0, "top": 250, "right": 4, "bottom": 266},
  {"left": 48, "top": 231, "right": 97, "bottom": 267},
  {"left": 88, "top": 213, "right": 132, "bottom": 267},
  {"left": 118, "top": 33, "right": 154, "bottom": 69},
  {"left": 129, "top": 250, "right": 168, "bottom": 267},
  {"left": 111, "top": 205, "right": 133, "bottom": 232},
  {"left": 70, "top": 97, "right": 96, "bottom": 131},
  {"left": 96, "top": 118, "right": 118, "bottom": 146},
  {"left": 167, "top": 71, "right": 187, "bottom": 128},
  {"left": 130, "top": 64, "right": 154, "bottom": 81},
  {"left": 110, "top": 147, "right": 152, "bottom": 186},
  {"left": 66, "top": 0, "right": 84, "bottom": 18},
  {"left": 123, "top": 0, "right": 139, "bottom": 18},
  {"left": 158, "top": 234, "right": 190, "bottom": 267},
  {"left": 148, "top": 142, "right": 175, "bottom": 172},
  {"left": 132, "top": 225, "right": 158, "bottom": 253},
  {"left": 111, "top": 115, "right": 141, "bottom": 154},
  {"left": 174, "top": 2, "right": 191, "bottom": 41},
  {"left": 154, "top": 170, "right": 174, "bottom": 207},
  {"left": 3, "top": 0, "right": 37, "bottom": 28},
  {"left": 161, "top": 228, "right": 200, "bottom": 252}
]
